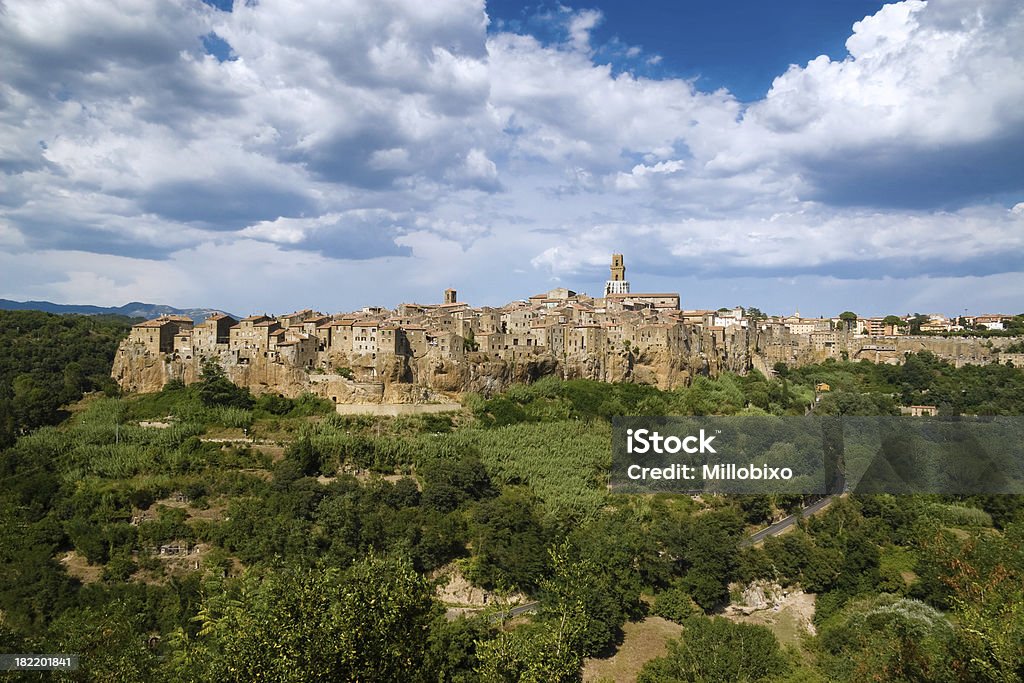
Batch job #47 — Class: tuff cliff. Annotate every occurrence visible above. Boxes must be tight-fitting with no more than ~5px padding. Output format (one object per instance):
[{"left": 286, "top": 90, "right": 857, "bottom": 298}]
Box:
[{"left": 112, "top": 325, "right": 1016, "bottom": 403}]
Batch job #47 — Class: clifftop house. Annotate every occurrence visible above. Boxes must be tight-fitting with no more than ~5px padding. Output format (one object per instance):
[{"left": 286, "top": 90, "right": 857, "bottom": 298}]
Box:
[{"left": 113, "top": 254, "right": 1019, "bottom": 399}]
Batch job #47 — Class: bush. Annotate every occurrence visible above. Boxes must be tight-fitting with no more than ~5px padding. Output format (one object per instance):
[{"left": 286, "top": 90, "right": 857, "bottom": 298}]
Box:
[
  {"left": 128, "top": 488, "right": 156, "bottom": 510},
  {"left": 815, "top": 594, "right": 957, "bottom": 682},
  {"left": 103, "top": 550, "right": 137, "bottom": 582},
  {"left": 419, "top": 413, "right": 453, "bottom": 434},
  {"left": 183, "top": 482, "right": 209, "bottom": 501},
  {"left": 926, "top": 503, "right": 993, "bottom": 528},
  {"left": 653, "top": 586, "right": 702, "bottom": 623},
  {"left": 639, "top": 617, "right": 788, "bottom": 682},
  {"left": 253, "top": 392, "right": 332, "bottom": 419},
  {"left": 196, "top": 360, "right": 254, "bottom": 409},
  {"left": 255, "top": 393, "right": 292, "bottom": 416}
]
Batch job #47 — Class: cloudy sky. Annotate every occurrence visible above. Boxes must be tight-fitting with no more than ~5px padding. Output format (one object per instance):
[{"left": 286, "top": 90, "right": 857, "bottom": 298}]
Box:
[{"left": 1, "top": 0, "right": 1022, "bottom": 317}]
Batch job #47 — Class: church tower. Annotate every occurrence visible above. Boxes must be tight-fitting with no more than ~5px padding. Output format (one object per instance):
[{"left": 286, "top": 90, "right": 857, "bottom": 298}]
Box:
[{"left": 604, "top": 253, "right": 630, "bottom": 296}]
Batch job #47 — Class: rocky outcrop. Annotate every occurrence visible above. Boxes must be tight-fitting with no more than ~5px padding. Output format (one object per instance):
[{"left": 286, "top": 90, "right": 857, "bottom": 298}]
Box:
[
  {"left": 111, "top": 344, "right": 180, "bottom": 394},
  {"left": 113, "top": 331, "right": 1014, "bottom": 402}
]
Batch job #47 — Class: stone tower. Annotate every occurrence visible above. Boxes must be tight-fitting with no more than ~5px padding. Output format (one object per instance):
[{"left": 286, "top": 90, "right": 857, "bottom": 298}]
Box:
[
  {"left": 604, "top": 253, "right": 630, "bottom": 296},
  {"left": 444, "top": 288, "right": 457, "bottom": 304}
]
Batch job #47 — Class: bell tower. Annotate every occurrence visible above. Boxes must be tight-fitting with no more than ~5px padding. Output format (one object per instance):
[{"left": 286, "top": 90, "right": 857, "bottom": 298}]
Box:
[{"left": 604, "top": 253, "right": 630, "bottom": 296}]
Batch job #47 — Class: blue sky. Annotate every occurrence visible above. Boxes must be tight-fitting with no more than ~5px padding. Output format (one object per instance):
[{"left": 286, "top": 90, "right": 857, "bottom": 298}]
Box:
[
  {"left": 0, "top": 0, "right": 1021, "bottom": 317},
  {"left": 486, "top": 0, "right": 889, "bottom": 101}
]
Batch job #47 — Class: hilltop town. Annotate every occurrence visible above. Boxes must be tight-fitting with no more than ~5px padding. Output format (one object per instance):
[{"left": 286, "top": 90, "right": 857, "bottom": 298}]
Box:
[{"left": 112, "top": 255, "right": 1024, "bottom": 404}]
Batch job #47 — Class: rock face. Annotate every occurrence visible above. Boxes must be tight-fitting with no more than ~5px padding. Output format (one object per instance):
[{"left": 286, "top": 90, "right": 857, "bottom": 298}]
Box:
[
  {"left": 736, "top": 580, "right": 785, "bottom": 614},
  {"left": 432, "top": 563, "right": 528, "bottom": 608},
  {"left": 112, "top": 345, "right": 310, "bottom": 397},
  {"left": 724, "top": 580, "right": 818, "bottom": 637},
  {"left": 113, "top": 326, "right": 1012, "bottom": 402}
]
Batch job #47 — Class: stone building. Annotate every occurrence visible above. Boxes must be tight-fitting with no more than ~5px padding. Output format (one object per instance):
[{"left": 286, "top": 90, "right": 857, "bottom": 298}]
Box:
[
  {"left": 128, "top": 316, "right": 193, "bottom": 355},
  {"left": 112, "top": 253, "right": 1019, "bottom": 401},
  {"left": 605, "top": 253, "right": 630, "bottom": 296}
]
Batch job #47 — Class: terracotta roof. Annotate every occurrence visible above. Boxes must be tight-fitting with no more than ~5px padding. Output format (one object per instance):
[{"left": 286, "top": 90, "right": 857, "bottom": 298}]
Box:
[
  {"left": 135, "top": 315, "right": 196, "bottom": 327},
  {"left": 133, "top": 319, "right": 171, "bottom": 328}
]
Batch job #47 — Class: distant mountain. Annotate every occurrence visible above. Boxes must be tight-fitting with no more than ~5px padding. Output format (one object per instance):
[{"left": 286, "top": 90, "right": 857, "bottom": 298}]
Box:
[{"left": 0, "top": 299, "right": 238, "bottom": 322}]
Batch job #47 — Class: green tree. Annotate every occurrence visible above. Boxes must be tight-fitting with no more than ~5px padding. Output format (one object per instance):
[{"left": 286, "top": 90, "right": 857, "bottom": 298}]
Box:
[
  {"left": 178, "top": 555, "right": 436, "bottom": 682},
  {"left": 45, "top": 603, "right": 160, "bottom": 682},
  {"left": 196, "top": 360, "right": 253, "bottom": 409},
  {"left": 815, "top": 594, "right": 956, "bottom": 683},
  {"left": 424, "top": 614, "right": 493, "bottom": 683},
  {"left": 13, "top": 374, "right": 62, "bottom": 433},
  {"left": 943, "top": 524, "right": 1024, "bottom": 682},
  {"left": 468, "top": 490, "right": 548, "bottom": 592},
  {"left": 668, "top": 509, "right": 744, "bottom": 611},
  {"left": 476, "top": 620, "right": 582, "bottom": 683},
  {"left": 653, "top": 585, "right": 701, "bottom": 623},
  {"left": 283, "top": 436, "right": 322, "bottom": 477},
  {"left": 0, "top": 311, "right": 132, "bottom": 434},
  {"left": 638, "top": 616, "right": 788, "bottom": 682},
  {"left": 537, "top": 539, "right": 638, "bottom": 657},
  {"left": 908, "top": 313, "right": 929, "bottom": 335},
  {"left": 738, "top": 495, "right": 773, "bottom": 526}
]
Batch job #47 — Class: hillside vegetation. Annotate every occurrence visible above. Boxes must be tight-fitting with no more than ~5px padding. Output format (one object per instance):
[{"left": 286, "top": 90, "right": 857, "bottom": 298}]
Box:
[
  {"left": 0, "top": 310, "right": 134, "bottom": 447},
  {"left": 1, "top": 312, "right": 1023, "bottom": 681}
]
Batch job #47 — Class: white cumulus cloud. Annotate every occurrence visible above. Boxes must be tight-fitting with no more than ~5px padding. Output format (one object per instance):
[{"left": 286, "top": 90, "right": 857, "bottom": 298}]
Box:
[{"left": 0, "top": 0, "right": 1020, "bottom": 315}]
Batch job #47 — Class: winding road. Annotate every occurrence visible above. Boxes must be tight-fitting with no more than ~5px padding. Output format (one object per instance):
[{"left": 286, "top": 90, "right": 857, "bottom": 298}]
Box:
[{"left": 740, "top": 495, "right": 837, "bottom": 547}]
